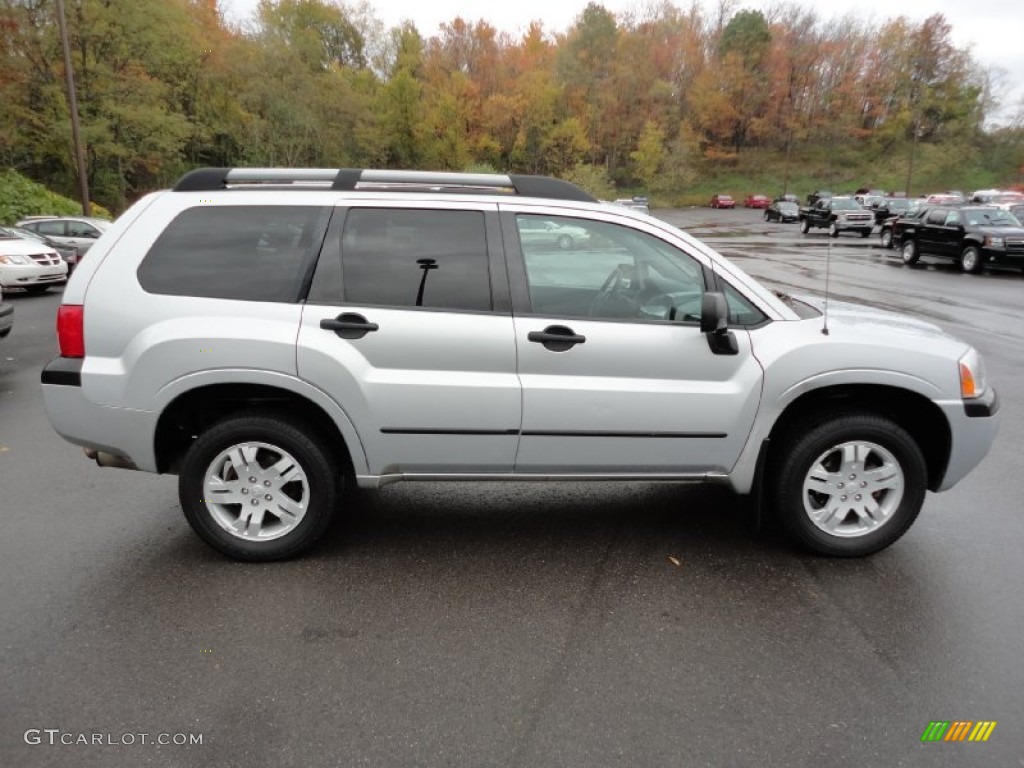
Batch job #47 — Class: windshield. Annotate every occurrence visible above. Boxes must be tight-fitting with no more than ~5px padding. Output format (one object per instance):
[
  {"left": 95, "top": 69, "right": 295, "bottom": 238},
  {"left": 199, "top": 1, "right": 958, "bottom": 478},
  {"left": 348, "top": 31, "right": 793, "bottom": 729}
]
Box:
[
  {"left": 778, "top": 202, "right": 798, "bottom": 212},
  {"left": 962, "top": 208, "right": 1020, "bottom": 227}
]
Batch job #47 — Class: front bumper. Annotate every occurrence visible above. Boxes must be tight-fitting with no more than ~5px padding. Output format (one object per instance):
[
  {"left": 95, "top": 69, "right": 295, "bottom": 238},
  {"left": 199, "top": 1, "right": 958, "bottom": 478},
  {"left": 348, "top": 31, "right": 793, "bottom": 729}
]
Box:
[
  {"left": 837, "top": 218, "right": 873, "bottom": 230},
  {"left": 981, "top": 247, "right": 1024, "bottom": 265},
  {"left": 935, "top": 387, "right": 1000, "bottom": 491},
  {"left": 0, "top": 262, "right": 68, "bottom": 288}
]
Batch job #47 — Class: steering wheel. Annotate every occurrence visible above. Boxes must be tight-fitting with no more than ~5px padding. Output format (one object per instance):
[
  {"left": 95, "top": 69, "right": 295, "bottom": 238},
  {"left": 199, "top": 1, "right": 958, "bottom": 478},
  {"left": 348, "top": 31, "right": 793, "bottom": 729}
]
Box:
[{"left": 589, "top": 264, "right": 638, "bottom": 317}]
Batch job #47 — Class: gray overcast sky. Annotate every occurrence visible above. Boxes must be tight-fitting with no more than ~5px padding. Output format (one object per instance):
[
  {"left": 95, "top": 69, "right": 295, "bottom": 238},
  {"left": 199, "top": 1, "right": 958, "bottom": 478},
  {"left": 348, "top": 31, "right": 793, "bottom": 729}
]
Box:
[{"left": 223, "top": 0, "right": 1023, "bottom": 120}]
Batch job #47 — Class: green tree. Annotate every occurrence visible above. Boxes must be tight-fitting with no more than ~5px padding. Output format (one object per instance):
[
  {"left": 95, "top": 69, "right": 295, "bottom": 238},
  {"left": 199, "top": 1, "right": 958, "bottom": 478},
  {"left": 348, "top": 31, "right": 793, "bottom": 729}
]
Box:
[{"left": 630, "top": 121, "right": 666, "bottom": 188}]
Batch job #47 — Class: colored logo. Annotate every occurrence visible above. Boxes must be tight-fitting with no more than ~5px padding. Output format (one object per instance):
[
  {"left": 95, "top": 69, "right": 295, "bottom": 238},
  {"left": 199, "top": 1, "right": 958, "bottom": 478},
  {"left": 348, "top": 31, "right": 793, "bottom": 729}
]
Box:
[{"left": 921, "top": 721, "right": 997, "bottom": 742}]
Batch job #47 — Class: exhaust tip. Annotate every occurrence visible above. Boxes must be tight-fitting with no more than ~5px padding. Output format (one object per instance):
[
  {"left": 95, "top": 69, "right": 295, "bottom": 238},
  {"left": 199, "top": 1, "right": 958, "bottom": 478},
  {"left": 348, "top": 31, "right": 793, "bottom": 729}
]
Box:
[{"left": 83, "top": 447, "right": 137, "bottom": 470}]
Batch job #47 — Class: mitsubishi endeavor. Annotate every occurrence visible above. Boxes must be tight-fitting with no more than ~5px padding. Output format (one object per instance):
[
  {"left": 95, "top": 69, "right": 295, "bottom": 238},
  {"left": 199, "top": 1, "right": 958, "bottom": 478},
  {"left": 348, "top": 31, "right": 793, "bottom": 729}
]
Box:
[{"left": 41, "top": 168, "right": 999, "bottom": 560}]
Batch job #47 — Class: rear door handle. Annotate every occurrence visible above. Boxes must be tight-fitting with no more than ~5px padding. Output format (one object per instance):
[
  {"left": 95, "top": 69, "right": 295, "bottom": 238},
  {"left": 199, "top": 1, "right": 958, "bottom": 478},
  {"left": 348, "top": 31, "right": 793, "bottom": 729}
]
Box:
[
  {"left": 527, "top": 325, "right": 586, "bottom": 352},
  {"left": 320, "top": 312, "right": 379, "bottom": 339}
]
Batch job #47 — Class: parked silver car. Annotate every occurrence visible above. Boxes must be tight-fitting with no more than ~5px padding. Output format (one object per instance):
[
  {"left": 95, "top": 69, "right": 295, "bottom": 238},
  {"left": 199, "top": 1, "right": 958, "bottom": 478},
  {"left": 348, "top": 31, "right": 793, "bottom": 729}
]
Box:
[
  {"left": 16, "top": 215, "right": 111, "bottom": 265},
  {"left": 41, "top": 168, "right": 999, "bottom": 561}
]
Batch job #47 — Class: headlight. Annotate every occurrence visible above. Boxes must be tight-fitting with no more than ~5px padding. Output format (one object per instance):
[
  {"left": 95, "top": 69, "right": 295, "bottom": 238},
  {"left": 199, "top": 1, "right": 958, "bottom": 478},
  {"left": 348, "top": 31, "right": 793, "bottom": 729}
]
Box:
[
  {"left": 984, "top": 236, "right": 1004, "bottom": 248},
  {"left": 959, "top": 348, "right": 987, "bottom": 399},
  {"left": 0, "top": 254, "right": 31, "bottom": 265}
]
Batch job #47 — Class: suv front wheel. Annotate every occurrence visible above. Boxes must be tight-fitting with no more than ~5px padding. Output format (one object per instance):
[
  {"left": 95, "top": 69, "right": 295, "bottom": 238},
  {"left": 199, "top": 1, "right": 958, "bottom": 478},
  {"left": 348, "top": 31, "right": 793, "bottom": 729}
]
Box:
[
  {"left": 178, "top": 412, "right": 341, "bottom": 560},
  {"left": 771, "top": 414, "right": 926, "bottom": 557},
  {"left": 960, "top": 245, "right": 983, "bottom": 274},
  {"left": 901, "top": 239, "right": 920, "bottom": 265}
]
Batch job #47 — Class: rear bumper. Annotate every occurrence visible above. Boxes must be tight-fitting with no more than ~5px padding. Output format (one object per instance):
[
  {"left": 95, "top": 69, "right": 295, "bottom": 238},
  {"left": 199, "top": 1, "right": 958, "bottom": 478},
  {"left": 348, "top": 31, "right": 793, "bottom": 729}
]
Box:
[{"left": 41, "top": 357, "right": 159, "bottom": 472}]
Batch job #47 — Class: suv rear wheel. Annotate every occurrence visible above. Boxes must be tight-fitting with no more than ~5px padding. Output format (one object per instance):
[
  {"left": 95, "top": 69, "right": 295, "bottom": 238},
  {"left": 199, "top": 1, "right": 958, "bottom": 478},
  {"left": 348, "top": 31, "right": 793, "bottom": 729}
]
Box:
[
  {"left": 799, "top": 218, "right": 810, "bottom": 234},
  {"left": 771, "top": 414, "right": 926, "bottom": 557},
  {"left": 178, "top": 412, "right": 341, "bottom": 561},
  {"left": 880, "top": 229, "right": 893, "bottom": 249}
]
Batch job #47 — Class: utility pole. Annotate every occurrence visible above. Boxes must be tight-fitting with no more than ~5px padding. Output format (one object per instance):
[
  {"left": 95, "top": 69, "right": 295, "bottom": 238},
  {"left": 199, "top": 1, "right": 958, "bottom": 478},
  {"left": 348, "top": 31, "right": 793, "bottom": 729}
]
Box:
[
  {"left": 55, "top": 0, "right": 90, "bottom": 215},
  {"left": 905, "top": 118, "right": 919, "bottom": 199}
]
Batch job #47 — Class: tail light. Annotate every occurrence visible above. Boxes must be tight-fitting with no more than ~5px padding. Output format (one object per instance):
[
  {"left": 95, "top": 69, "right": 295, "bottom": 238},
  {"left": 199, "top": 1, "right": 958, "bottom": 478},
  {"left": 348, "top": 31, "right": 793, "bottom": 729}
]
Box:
[{"left": 57, "top": 304, "right": 85, "bottom": 358}]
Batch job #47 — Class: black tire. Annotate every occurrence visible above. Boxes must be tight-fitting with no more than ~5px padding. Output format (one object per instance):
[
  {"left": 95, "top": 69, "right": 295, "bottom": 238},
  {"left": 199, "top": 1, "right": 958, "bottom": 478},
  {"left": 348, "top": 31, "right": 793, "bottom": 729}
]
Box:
[
  {"left": 860, "top": 229, "right": 871, "bottom": 238},
  {"left": 799, "top": 218, "right": 810, "bottom": 234},
  {"left": 770, "top": 413, "right": 927, "bottom": 557},
  {"left": 880, "top": 229, "right": 893, "bottom": 249},
  {"left": 764, "top": 211, "right": 770, "bottom": 221},
  {"left": 24, "top": 285, "right": 49, "bottom": 294},
  {"left": 901, "top": 239, "right": 919, "bottom": 265},
  {"left": 557, "top": 234, "right": 573, "bottom": 250},
  {"left": 178, "top": 412, "right": 342, "bottom": 561},
  {"left": 960, "top": 245, "right": 983, "bottom": 274},
  {"left": 829, "top": 221, "right": 840, "bottom": 238}
]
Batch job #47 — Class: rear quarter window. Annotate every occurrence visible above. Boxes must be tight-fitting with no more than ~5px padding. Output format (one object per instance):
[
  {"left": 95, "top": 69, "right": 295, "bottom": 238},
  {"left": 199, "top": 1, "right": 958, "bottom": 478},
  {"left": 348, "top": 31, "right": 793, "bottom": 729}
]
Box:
[{"left": 137, "top": 206, "right": 328, "bottom": 302}]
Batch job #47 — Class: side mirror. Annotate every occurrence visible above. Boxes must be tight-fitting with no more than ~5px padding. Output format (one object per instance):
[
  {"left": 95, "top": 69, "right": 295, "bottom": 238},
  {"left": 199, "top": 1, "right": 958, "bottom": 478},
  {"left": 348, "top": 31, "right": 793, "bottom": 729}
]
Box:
[
  {"left": 700, "top": 292, "right": 728, "bottom": 334},
  {"left": 700, "top": 292, "right": 739, "bottom": 355}
]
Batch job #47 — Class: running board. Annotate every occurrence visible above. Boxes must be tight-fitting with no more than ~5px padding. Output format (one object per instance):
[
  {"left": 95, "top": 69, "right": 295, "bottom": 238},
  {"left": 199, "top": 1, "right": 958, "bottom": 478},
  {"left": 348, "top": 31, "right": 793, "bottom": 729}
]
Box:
[{"left": 355, "top": 472, "right": 726, "bottom": 489}]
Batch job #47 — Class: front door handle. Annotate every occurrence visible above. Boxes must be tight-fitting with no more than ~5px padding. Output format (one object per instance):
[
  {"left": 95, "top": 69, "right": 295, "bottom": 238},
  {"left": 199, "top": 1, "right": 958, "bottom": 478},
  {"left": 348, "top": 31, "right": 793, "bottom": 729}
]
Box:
[
  {"left": 320, "top": 312, "right": 379, "bottom": 339},
  {"left": 527, "top": 325, "right": 586, "bottom": 352}
]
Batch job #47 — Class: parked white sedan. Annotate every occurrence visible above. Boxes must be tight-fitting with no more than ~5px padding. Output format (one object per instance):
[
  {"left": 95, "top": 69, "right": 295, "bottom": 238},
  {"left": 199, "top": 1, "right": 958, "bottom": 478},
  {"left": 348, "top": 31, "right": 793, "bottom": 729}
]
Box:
[{"left": 0, "top": 231, "right": 68, "bottom": 293}]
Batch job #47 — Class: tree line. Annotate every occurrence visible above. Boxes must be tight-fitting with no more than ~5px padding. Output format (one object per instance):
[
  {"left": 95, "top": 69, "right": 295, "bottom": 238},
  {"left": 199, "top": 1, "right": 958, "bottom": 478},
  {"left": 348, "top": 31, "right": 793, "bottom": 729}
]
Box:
[{"left": 1, "top": 0, "right": 1022, "bottom": 212}]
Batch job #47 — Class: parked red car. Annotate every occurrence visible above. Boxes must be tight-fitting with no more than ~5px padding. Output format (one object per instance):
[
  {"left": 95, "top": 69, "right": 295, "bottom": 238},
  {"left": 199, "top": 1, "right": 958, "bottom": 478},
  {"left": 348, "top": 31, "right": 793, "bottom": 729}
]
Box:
[
  {"left": 709, "top": 194, "right": 735, "bottom": 209},
  {"left": 744, "top": 194, "right": 770, "bottom": 209}
]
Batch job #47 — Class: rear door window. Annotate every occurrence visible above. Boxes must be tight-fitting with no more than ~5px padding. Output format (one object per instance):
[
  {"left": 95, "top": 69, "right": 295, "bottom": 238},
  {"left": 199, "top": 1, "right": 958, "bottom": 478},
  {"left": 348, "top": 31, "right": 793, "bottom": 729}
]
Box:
[
  {"left": 36, "top": 220, "right": 66, "bottom": 237},
  {"left": 339, "top": 208, "right": 492, "bottom": 312}
]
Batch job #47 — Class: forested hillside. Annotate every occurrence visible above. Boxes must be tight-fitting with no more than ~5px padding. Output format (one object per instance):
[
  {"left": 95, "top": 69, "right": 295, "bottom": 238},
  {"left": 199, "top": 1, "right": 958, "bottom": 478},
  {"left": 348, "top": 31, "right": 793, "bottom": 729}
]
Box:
[{"left": 2, "top": 0, "right": 1022, "bottom": 211}]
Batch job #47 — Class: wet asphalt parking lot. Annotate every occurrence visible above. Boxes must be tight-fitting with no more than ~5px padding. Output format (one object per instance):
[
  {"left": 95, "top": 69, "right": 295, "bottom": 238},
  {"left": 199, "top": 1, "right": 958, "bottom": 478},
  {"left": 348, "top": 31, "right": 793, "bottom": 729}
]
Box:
[{"left": 1, "top": 206, "right": 1021, "bottom": 767}]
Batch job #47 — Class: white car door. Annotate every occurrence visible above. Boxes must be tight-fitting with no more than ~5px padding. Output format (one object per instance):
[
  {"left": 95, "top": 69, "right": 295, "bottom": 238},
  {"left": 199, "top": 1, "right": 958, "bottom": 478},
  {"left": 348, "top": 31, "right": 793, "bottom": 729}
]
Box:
[
  {"left": 502, "top": 208, "right": 764, "bottom": 476},
  {"left": 297, "top": 202, "right": 520, "bottom": 476}
]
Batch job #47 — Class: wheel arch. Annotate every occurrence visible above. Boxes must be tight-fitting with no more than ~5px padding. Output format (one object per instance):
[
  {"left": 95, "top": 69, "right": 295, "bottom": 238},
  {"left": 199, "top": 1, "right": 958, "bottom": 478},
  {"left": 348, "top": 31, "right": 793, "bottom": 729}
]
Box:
[
  {"left": 766, "top": 384, "right": 951, "bottom": 493},
  {"left": 154, "top": 380, "right": 368, "bottom": 477}
]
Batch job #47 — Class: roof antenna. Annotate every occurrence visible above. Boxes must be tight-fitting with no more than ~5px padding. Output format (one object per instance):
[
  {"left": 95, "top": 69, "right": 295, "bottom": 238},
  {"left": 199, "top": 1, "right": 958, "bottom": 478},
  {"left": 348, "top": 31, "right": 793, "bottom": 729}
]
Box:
[{"left": 821, "top": 228, "right": 831, "bottom": 336}]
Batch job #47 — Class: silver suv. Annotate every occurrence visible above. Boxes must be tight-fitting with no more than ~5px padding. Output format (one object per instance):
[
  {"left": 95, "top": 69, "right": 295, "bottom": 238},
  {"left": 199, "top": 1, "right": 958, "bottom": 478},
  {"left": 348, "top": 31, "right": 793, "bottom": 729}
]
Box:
[{"left": 41, "top": 168, "right": 999, "bottom": 561}]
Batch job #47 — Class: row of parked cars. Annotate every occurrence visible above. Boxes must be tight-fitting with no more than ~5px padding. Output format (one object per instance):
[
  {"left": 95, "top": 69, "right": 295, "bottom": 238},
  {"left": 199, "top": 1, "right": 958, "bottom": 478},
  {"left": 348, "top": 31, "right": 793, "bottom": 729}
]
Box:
[
  {"left": 0, "top": 215, "right": 111, "bottom": 342},
  {"left": 795, "top": 188, "right": 1024, "bottom": 273},
  {"left": 708, "top": 185, "right": 1024, "bottom": 274},
  {"left": 708, "top": 194, "right": 776, "bottom": 209},
  {"left": 881, "top": 200, "right": 1024, "bottom": 274},
  {"left": 0, "top": 215, "right": 109, "bottom": 289}
]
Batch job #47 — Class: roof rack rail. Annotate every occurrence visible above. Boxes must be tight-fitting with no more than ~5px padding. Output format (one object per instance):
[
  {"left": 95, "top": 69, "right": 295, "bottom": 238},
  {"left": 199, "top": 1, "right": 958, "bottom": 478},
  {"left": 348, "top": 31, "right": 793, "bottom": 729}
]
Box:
[{"left": 172, "top": 167, "right": 597, "bottom": 203}]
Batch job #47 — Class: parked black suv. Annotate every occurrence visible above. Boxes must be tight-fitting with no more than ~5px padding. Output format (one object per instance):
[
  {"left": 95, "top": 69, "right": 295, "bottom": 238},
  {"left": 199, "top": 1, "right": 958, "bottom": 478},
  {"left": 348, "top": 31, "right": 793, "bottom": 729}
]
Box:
[
  {"left": 872, "top": 197, "right": 911, "bottom": 226},
  {"left": 895, "top": 206, "right": 1024, "bottom": 273}
]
